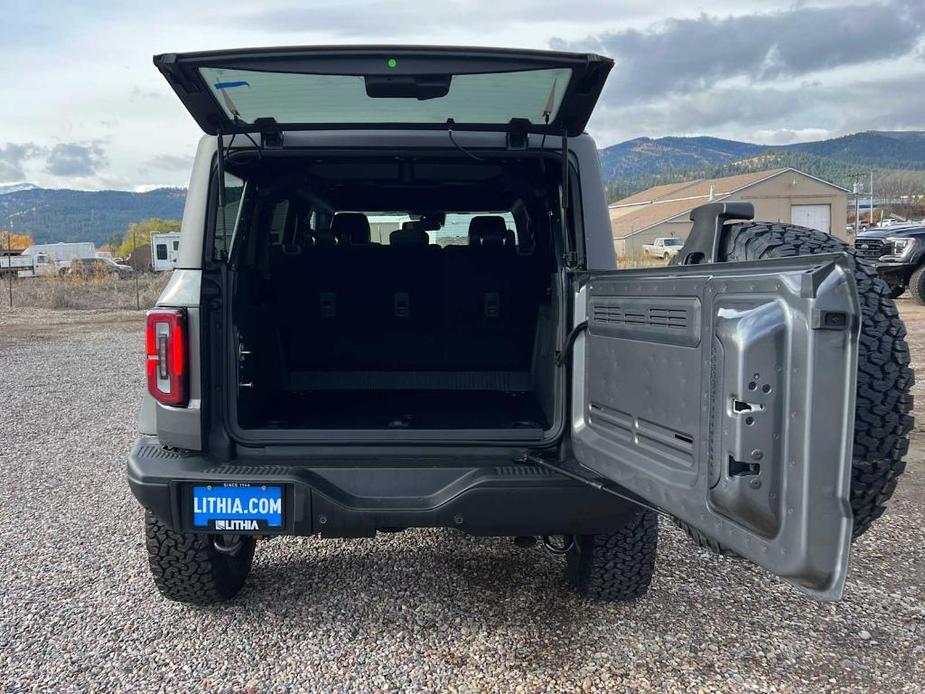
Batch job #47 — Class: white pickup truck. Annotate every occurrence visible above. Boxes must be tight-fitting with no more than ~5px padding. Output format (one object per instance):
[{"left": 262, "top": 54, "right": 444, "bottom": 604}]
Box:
[
  {"left": 0, "top": 252, "right": 55, "bottom": 278},
  {"left": 642, "top": 237, "right": 684, "bottom": 259}
]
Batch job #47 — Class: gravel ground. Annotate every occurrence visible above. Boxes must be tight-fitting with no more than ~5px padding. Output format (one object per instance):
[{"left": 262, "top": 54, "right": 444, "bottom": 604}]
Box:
[{"left": 1, "top": 306, "right": 924, "bottom": 693}]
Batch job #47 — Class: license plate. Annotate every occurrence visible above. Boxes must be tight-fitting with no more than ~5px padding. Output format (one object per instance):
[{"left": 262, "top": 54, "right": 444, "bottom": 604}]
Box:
[{"left": 192, "top": 484, "right": 284, "bottom": 531}]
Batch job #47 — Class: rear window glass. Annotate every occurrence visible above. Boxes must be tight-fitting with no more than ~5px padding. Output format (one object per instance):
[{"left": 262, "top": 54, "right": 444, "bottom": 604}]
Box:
[
  {"left": 364, "top": 213, "right": 516, "bottom": 248},
  {"left": 198, "top": 67, "right": 571, "bottom": 127}
]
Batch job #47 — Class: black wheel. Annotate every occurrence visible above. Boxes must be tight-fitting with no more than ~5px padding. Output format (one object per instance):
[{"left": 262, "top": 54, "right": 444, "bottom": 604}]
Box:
[
  {"left": 888, "top": 283, "right": 906, "bottom": 299},
  {"left": 908, "top": 265, "right": 925, "bottom": 304},
  {"left": 566, "top": 508, "right": 658, "bottom": 602},
  {"left": 678, "top": 222, "right": 913, "bottom": 550},
  {"left": 144, "top": 510, "right": 256, "bottom": 604}
]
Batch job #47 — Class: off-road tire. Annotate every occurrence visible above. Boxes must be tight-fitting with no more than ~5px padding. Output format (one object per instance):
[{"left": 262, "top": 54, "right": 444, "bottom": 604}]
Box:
[
  {"left": 907, "top": 265, "right": 925, "bottom": 305},
  {"left": 677, "top": 222, "right": 913, "bottom": 551},
  {"left": 144, "top": 510, "right": 256, "bottom": 604},
  {"left": 566, "top": 508, "right": 658, "bottom": 601}
]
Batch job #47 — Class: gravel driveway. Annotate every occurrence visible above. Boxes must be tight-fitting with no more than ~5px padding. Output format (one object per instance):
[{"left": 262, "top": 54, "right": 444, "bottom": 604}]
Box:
[{"left": 1, "top": 307, "right": 924, "bottom": 692}]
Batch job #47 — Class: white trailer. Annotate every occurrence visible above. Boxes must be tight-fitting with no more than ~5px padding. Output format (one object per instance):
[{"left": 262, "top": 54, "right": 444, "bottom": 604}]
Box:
[
  {"left": 23, "top": 242, "right": 97, "bottom": 272},
  {"left": 151, "top": 232, "right": 182, "bottom": 272}
]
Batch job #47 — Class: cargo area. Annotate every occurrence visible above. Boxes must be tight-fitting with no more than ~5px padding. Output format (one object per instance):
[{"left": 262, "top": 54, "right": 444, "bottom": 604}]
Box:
[{"left": 222, "top": 154, "right": 568, "bottom": 440}]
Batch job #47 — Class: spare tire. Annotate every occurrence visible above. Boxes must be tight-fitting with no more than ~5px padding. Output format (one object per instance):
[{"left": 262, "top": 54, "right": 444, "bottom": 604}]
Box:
[{"left": 676, "top": 222, "right": 914, "bottom": 547}]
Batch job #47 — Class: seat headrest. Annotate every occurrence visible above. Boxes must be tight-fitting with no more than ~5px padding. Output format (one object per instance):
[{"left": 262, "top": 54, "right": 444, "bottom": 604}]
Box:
[
  {"left": 468, "top": 216, "right": 507, "bottom": 247},
  {"left": 389, "top": 227, "right": 430, "bottom": 245},
  {"left": 331, "top": 212, "right": 371, "bottom": 244},
  {"left": 312, "top": 228, "right": 336, "bottom": 247}
]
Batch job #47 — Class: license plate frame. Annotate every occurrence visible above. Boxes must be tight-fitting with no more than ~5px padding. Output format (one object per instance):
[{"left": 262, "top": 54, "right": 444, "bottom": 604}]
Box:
[{"left": 189, "top": 482, "right": 286, "bottom": 532}]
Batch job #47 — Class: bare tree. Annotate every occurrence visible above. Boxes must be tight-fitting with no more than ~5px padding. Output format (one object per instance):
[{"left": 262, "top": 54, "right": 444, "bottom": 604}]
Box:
[{"left": 877, "top": 172, "right": 925, "bottom": 220}]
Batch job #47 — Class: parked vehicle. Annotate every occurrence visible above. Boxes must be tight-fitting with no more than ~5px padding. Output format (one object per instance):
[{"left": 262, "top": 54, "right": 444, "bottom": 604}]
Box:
[
  {"left": 854, "top": 224, "right": 925, "bottom": 300},
  {"left": 67, "top": 257, "right": 134, "bottom": 277},
  {"left": 23, "top": 242, "right": 97, "bottom": 273},
  {"left": 151, "top": 232, "right": 182, "bottom": 272},
  {"left": 0, "top": 251, "right": 55, "bottom": 277},
  {"left": 642, "top": 237, "right": 683, "bottom": 259},
  {"left": 129, "top": 45, "right": 912, "bottom": 606}
]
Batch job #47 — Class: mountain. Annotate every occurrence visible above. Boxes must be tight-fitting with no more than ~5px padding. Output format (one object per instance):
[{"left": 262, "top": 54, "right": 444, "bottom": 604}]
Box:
[
  {"left": 0, "top": 187, "right": 186, "bottom": 246},
  {"left": 778, "top": 131, "right": 925, "bottom": 169},
  {"left": 0, "top": 182, "right": 39, "bottom": 196},
  {"left": 599, "top": 130, "right": 925, "bottom": 181},
  {"left": 598, "top": 136, "right": 765, "bottom": 180}
]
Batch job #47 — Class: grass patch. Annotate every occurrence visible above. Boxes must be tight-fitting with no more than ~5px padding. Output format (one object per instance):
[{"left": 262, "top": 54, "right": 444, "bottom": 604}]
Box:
[{"left": 1, "top": 273, "right": 172, "bottom": 310}]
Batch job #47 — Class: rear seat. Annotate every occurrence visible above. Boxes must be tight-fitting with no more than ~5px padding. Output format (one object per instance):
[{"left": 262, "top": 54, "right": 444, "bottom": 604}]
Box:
[
  {"left": 443, "top": 216, "right": 532, "bottom": 369},
  {"left": 380, "top": 223, "right": 443, "bottom": 368},
  {"left": 274, "top": 212, "right": 543, "bottom": 374}
]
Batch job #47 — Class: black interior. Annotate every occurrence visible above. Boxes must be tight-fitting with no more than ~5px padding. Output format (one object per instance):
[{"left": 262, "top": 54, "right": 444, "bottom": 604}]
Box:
[
  {"left": 256, "top": 390, "right": 549, "bottom": 430},
  {"left": 228, "top": 155, "right": 562, "bottom": 433}
]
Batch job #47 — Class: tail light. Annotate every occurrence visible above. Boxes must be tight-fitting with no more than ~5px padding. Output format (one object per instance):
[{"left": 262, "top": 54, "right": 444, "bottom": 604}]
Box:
[{"left": 146, "top": 308, "right": 188, "bottom": 407}]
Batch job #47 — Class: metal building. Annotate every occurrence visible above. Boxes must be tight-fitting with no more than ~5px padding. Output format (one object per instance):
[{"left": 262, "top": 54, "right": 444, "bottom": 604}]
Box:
[{"left": 610, "top": 168, "right": 849, "bottom": 258}]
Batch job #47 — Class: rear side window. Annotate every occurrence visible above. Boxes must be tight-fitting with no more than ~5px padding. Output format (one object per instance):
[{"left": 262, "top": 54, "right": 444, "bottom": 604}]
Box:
[
  {"left": 156, "top": 244, "right": 168, "bottom": 260},
  {"left": 436, "top": 213, "right": 516, "bottom": 247},
  {"left": 213, "top": 172, "right": 246, "bottom": 259},
  {"left": 268, "top": 201, "right": 291, "bottom": 246}
]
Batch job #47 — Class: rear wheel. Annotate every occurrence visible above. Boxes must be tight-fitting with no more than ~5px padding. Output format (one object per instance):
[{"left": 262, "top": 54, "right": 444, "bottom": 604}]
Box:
[
  {"left": 677, "top": 222, "right": 913, "bottom": 549},
  {"left": 565, "top": 508, "right": 658, "bottom": 601},
  {"left": 144, "top": 510, "right": 256, "bottom": 604},
  {"left": 888, "top": 283, "right": 906, "bottom": 299}
]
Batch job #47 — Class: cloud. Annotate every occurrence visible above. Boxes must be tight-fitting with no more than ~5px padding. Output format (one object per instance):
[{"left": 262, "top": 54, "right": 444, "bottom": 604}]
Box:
[
  {"left": 44, "top": 141, "right": 108, "bottom": 177},
  {"left": 588, "top": 72, "right": 925, "bottom": 146},
  {"left": 554, "top": 1, "right": 925, "bottom": 105},
  {"left": 148, "top": 154, "right": 193, "bottom": 171},
  {"left": 239, "top": 0, "right": 642, "bottom": 36},
  {"left": 0, "top": 143, "right": 44, "bottom": 182}
]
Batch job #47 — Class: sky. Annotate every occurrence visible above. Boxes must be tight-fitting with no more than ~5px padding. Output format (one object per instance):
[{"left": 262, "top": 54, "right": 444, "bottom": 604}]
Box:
[{"left": 1, "top": 0, "right": 924, "bottom": 191}]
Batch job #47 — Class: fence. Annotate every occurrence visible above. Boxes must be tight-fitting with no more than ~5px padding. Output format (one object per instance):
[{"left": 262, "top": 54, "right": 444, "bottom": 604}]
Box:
[{"left": 1, "top": 273, "right": 171, "bottom": 311}]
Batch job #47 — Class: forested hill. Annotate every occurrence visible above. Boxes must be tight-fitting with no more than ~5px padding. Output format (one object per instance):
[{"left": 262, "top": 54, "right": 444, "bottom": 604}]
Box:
[
  {"left": 600, "top": 131, "right": 925, "bottom": 202},
  {"left": 0, "top": 187, "right": 186, "bottom": 246}
]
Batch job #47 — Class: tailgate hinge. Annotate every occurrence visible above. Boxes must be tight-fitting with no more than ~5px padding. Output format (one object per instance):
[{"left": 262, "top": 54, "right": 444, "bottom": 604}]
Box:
[
  {"left": 254, "top": 118, "right": 284, "bottom": 148},
  {"left": 506, "top": 118, "right": 530, "bottom": 150}
]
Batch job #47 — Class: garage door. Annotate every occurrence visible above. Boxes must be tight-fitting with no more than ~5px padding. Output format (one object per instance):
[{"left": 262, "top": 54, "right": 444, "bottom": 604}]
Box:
[{"left": 791, "top": 204, "right": 831, "bottom": 233}]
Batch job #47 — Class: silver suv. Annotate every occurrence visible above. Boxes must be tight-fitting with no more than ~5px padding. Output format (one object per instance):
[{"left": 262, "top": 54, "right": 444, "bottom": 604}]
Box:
[{"left": 129, "top": 46, "right": 912, "bottom": 605}]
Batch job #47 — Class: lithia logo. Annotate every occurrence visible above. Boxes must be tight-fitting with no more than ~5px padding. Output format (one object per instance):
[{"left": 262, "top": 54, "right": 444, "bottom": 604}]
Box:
[{"left": 214, "top": 519, "right": 259, "bottom": 531}]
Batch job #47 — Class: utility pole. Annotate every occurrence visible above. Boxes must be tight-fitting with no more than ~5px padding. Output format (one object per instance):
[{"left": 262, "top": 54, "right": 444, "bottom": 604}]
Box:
[
  {"left": 6, "top": 219, "right": 13, "bottom": 309},
  {"left": 869, "top": 171, "right": 875, "bottom": 227},
  {"left": 854, "top": 180, "right": 860, "bottom": 236},
  {"left": 850, "top": 173, "right": 863, "bottom": 235},
  {"left": 132, "top": 225, "right": 140, "bottom": 310}
]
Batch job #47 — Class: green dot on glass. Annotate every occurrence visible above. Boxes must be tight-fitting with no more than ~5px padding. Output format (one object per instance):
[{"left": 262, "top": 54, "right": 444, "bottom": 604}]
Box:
[{"left": 387, "top": 58, "right": 398, "bottom": 69}]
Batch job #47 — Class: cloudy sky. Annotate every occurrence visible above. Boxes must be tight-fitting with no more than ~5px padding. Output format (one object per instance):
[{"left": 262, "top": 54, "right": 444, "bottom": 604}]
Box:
[{"left": 2, "top": 0, "right": 924, "bottom": 190}]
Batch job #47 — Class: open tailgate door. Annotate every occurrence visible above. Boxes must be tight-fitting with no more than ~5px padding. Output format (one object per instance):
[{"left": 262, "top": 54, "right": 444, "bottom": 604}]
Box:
[
  {"left": 154, "top": 45, "right": 612, "bottom": 136},
  {"left": 572, "top": 254, "right": 860, "bottom": 600}
]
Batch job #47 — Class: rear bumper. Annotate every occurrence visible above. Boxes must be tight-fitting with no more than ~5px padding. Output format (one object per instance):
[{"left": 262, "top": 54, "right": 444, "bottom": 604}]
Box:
[{"left": 127, "top": 437, "right": 634, "bottom": 537}]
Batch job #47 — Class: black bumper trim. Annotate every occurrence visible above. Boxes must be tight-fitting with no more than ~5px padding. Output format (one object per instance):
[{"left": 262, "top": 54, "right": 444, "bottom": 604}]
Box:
[
  {"left": 127, "top": 438, "right": 635, "bottom": 537},
  {"left": 871, "top": 261, "right": 916, "bottom": 279}
]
